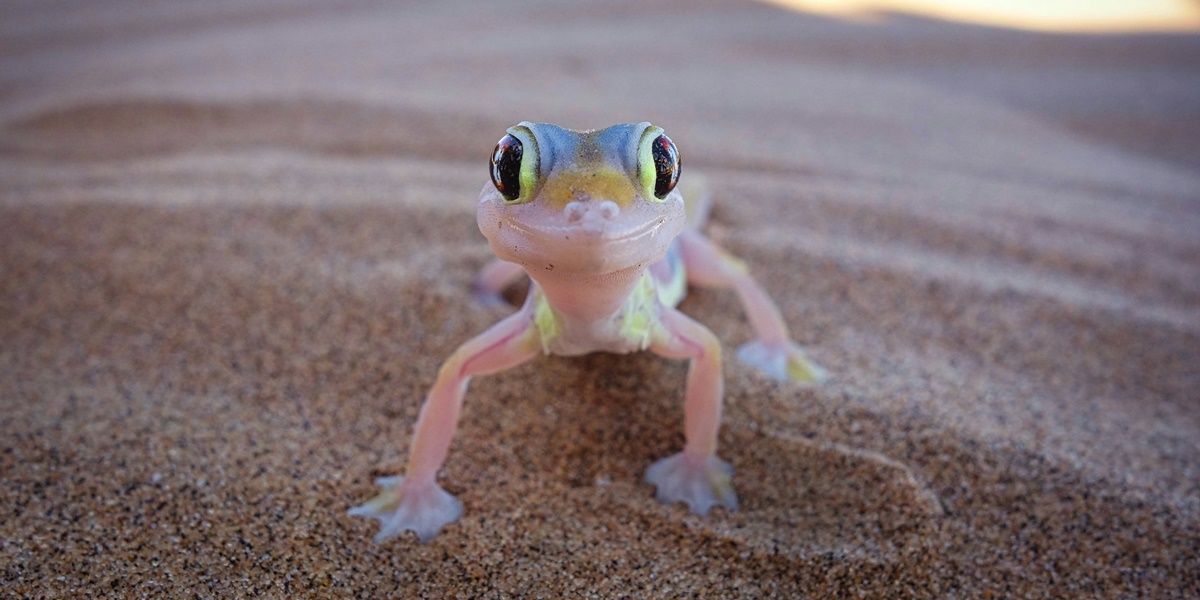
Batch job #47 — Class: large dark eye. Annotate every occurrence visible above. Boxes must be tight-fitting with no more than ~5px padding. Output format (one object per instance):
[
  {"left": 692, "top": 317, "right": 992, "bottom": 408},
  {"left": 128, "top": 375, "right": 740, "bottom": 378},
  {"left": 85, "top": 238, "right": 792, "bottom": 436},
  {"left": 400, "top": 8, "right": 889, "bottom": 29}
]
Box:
[
  {"left": 651, "top": 134, "right": 680, "bottom": 199},
  {"left": 490, "top": 134, "right": 523, "bottom": 201}
]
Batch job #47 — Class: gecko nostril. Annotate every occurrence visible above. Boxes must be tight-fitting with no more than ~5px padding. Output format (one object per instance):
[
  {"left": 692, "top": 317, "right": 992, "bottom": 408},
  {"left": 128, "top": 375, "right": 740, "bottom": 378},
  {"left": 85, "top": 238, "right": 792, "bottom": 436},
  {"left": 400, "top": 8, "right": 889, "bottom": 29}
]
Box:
[
  {"left": 597, "top": 200, "right": 619, "bottom": 220},
  {"left": 564, "top": 201, "right": 586, "bottom": 222}
]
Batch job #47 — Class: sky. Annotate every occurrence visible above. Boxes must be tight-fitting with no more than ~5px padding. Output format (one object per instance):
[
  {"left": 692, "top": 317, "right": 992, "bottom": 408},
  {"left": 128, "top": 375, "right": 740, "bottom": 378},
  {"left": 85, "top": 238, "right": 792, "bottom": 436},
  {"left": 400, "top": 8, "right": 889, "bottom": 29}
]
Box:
[{"left": 762, "top": 0, "right": 1200, "bottom": 32}]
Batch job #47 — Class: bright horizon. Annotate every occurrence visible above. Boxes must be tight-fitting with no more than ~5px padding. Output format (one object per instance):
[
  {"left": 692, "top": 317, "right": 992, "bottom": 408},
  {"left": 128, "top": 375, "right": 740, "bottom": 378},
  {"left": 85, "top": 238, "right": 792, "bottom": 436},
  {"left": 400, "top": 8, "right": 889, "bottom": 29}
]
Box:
[{"left": 761, "top": 0, "right": 1200, "bottom": 32}]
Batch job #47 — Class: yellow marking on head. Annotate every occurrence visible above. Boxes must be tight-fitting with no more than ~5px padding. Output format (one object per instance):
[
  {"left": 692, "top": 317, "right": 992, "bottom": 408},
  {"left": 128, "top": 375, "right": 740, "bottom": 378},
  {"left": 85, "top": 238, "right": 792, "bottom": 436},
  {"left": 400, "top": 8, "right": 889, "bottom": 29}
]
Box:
[{"left": 537, "top": 166, "right": 638, "bottom": 209}]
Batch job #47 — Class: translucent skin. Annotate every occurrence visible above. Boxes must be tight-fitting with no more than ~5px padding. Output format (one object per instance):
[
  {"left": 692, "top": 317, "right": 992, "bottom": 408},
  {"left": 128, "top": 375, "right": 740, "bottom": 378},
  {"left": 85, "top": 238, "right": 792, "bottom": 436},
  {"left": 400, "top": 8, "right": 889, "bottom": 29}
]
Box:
[{"left": 348, "top": 123, "right": 828, "bottom": 543}]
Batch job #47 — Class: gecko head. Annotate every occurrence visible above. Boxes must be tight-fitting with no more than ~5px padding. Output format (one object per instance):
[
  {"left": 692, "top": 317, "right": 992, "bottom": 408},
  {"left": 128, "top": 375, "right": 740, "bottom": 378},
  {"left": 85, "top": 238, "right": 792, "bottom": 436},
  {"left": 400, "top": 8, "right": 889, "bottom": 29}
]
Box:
[{"left": 477, "top": 122, "right": 686, "bottom": 276}]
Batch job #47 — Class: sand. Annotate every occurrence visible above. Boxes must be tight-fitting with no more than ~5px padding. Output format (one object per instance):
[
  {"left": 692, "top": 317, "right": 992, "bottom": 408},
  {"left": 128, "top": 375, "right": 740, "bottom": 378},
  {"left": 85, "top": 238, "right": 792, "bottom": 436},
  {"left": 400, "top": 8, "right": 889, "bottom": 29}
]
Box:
[{"left": 2, "top": 0, "right": 1199, "bottom": 597}]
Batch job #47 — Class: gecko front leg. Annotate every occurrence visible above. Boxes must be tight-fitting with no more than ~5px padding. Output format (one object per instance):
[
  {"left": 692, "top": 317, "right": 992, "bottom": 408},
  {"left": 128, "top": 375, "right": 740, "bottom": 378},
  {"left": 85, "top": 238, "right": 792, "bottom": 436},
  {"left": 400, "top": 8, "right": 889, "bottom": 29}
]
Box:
[
  {"left": 644, "top": 307, "right": 738, "bottom": 515},
  {"left": 349, "top": 308, "right": 540, "bottom": 543}
]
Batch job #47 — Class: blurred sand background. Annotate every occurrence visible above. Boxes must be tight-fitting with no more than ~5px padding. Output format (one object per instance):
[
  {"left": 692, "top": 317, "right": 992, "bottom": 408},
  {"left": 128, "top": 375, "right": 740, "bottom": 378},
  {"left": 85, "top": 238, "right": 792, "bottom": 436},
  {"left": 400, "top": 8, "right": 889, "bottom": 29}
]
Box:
[{"left": 2, "top": 0, "right": 1199, "bottom": 596}]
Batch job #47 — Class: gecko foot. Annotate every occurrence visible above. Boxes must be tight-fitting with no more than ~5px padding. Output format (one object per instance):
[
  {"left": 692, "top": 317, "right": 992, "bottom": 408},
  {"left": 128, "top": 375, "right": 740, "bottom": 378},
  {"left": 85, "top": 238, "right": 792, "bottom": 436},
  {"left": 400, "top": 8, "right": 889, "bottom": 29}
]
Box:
[
  {"left": 347, "top": 475, "right": 462, "bottom": 543},
  {"left": 736, "top": 340, "right": 830, "bottom": 385},
  {"left": 645, "top": 451, "right": 738, "bottom": 515}
]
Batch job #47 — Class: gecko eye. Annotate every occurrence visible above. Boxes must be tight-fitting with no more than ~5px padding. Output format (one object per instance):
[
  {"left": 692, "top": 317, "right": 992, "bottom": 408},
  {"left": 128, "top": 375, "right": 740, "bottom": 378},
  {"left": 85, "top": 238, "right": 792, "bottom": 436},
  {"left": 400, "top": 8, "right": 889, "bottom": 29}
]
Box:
[
  {"left": 490, "top": 134, "right": 523, "bottom": 201},
  {"left": 650, "top": 134, "right": 680, "bottom": 199}
]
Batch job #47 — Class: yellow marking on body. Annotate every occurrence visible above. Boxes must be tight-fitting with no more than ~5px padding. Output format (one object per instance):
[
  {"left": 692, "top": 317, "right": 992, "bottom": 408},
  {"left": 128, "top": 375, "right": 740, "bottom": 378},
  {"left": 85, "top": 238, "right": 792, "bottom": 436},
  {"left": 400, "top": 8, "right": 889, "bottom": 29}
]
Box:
[
  {"left": 538, "top": 167, "right": 637, "bottom": 209},
  {"left": 533, "top": 290, "right": 562, "bottom": 353},
  {"left": 531, "top": 273, "right": 661, "bottom": 355},
  {"left": 618, "top": 272, "right": 659, "bottom": 349}
]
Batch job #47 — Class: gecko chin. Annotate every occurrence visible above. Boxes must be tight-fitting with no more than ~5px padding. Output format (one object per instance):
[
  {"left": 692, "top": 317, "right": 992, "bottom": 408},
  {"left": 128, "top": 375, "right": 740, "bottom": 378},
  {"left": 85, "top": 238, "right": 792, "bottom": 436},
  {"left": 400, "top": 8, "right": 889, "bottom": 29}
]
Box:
[{"left": 477, "top": 186, "right": 686, "bottom": 277}]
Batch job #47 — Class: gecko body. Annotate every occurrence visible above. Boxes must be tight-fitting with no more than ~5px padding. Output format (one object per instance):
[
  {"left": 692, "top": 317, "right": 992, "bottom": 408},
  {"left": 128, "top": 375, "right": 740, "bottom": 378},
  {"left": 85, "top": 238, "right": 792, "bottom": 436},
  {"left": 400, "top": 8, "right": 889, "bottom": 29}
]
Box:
[{"left": 349, "top": 122, "right": 828, "bottom": 542}]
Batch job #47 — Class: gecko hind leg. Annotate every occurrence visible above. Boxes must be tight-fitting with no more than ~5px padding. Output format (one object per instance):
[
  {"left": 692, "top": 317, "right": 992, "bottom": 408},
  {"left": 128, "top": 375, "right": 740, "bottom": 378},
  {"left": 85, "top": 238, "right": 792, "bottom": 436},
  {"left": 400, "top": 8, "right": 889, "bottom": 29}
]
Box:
[
  {"left": 473, "top": 258, "right": 526, "bottom": 307},
  {"left": 736, "top": 339, "right": 829, "bottom": 384},
  {"left": 678, "top": 230, "right": 829, "bottom": 385}
]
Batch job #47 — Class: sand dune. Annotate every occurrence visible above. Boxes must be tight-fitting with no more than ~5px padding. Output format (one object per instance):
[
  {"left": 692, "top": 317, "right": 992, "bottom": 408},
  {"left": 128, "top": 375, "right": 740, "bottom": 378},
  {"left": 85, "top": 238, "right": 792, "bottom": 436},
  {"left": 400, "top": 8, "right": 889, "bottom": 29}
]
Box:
[{"left": 2, "top": 1, "right": 1198, "bottom": 596}]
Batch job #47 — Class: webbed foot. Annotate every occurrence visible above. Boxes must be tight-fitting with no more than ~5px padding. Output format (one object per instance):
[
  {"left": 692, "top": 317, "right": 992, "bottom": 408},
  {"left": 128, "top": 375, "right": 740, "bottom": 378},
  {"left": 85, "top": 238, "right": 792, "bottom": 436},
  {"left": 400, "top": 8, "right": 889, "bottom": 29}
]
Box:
[
  {"left": 645, "top": 451, "right": 738, "bottom": 515},
  {"left": 347, "top": 476, "right": 462, "bottom": 543},
  {"left": 736, "top": 340, "right": 830, "bottom": 384}
]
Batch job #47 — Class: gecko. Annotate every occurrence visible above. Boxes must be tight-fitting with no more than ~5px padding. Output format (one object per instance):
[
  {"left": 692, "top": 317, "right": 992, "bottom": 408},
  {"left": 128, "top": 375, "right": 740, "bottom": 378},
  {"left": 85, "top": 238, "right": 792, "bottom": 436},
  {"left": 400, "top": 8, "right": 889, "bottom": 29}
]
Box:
[{"left": 348, "top": 122, "right": 829, "bottom": 543}]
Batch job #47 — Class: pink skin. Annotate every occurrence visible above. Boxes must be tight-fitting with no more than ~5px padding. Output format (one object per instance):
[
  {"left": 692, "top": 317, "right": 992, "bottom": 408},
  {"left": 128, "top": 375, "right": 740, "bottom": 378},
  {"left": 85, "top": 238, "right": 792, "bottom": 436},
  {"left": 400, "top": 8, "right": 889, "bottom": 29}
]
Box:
[
  {"left": 347, "top": 309, "right": 540, "bottom": 543},
  {"left": 404, "top": 311, "right": 540, "bottom": 482},
  {"left": 679, "top": 229, "right": 828, "bottom": 384},
  {"left": 350, "top": 126, "right": 825, "bottom": 543},
  {"left": 644, "top": 307, "right": 738, "bottom": 515},
  {"left": 680, "top": 230, "right": 787, "bottom": 346},
  {"left": 472, "top": 258, "right": 524, "bottom": 307},
  {"left": 476, "top": 182, "right": 684, "bottom": 321},
  {"left": 650, "top": 308, "right": 724, "bottom": 457},
  {"left": 349, "top": 177, "right": 717, "bottom": 542}
]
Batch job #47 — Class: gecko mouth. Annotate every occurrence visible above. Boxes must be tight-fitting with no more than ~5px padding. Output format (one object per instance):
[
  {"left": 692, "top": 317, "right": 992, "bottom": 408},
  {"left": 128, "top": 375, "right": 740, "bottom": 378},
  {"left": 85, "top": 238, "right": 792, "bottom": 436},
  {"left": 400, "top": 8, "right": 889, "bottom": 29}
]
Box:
[
  {"left": 500, "top": 212, "right": 669, "bottom": 245},
  {"left": 477, "top": 184, "right": 687, "bottom": 275}
]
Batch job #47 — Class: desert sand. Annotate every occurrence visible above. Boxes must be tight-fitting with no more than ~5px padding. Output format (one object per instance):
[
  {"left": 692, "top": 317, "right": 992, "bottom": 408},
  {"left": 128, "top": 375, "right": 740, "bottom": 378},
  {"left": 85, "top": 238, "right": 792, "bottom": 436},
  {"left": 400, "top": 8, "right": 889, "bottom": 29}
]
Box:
[{"left": 2, "top": 0, "right": 1198, "bottom": 597}]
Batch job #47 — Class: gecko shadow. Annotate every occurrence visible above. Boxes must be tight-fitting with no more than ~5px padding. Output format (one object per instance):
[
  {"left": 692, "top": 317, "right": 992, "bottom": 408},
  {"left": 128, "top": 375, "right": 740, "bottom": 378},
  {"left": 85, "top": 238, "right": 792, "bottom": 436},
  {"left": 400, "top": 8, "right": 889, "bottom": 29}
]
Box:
[{"left": 450, "top": 350, "right": 942, "bottom": 558}]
